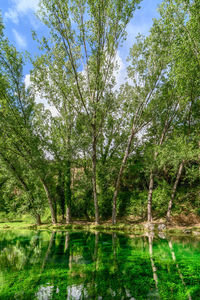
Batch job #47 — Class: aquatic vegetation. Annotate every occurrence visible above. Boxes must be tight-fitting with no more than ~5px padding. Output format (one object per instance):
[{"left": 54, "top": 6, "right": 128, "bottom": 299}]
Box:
[{"left": 0, "top": 231, "right": 200, "bottom": 299}]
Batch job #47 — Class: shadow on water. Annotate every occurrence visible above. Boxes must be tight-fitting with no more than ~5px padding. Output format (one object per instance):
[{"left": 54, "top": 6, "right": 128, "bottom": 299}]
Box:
[{"left": 0, "top": 230, "right": 200, "bottom": 299}]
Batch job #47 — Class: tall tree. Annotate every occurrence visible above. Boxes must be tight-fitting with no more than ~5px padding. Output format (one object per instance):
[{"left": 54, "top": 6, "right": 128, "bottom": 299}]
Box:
[
  {"left": 112, "top": 27, "right": 170, "bottom": 224},
  {"left": 0, "top": 24, "right": 57, "bottom": 224},
  {"left": 38, "top": 0, "right": 141, "bottom": 224},
  {"left": 157, "top": 0, "right": 200, "bottom": 221}
]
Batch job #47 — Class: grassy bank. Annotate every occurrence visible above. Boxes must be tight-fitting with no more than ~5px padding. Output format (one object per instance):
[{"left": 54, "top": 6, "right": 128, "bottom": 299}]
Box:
[{"left": 1, "top": 219, "right": 200, "bottom": 237}]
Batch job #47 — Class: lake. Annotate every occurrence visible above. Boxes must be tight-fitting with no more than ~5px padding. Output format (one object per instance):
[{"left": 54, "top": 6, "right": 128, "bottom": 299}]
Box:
[{"left": 0, "top": 230, "right": 200, "bottom": 299}]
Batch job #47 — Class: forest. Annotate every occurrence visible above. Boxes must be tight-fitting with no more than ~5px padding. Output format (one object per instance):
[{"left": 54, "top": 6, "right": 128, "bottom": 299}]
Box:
[{"left": 0, "top": 0, "right": 199, "bottom": 227}]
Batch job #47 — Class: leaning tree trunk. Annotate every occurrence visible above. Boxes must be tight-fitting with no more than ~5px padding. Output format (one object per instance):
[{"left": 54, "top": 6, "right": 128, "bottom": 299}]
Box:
[
  {"left": 147, "top": 170, "right": 154, "bottom": 222},
  {"left": 147, "top": 118, "right": 171, "bottom": 222},
  {"left": 166, "top": 160, "right": 184, "bottom": 222},
  {"left": 112, "top": 124, "right": 135, "bottom": 224},
  {"left": 92, "top": 122, "right": 99, "bottom": 225},
  {"left": 41, "top": 179, "right": 57, "bottom": 225}
]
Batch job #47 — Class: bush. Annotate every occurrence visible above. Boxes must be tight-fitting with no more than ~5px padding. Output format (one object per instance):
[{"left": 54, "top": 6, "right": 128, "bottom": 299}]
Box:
[
  {"left": 152, "top": 181, "right": 171, "bottom": 217},
  {"left": 127, "top": 190, "right": 147, "bottom": 218}
]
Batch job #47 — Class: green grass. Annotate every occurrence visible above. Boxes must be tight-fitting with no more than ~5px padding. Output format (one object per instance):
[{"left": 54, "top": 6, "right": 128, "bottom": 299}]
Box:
[
  {"left": 0, "top": 221, "right": 35, "bottom": 230},
  {"left": 0, "top": 220, "right": 145, "bottom": 233},
  {"left": 1, "top": 219, "right": 200, "bottom": 237}
]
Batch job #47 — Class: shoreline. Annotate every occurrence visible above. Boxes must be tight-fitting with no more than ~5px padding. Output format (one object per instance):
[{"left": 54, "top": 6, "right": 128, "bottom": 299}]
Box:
[{"left": 1, "top": 220, "right": 200, "bottom": 237}]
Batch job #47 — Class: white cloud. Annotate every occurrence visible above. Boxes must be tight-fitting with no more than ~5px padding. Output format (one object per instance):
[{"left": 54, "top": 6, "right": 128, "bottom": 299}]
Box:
[
  {"left": 113, "top": 51, "right": 127, "bottom": 90},
  {"left": 5, "top": 0, "right": 39, "bottom": 24},
  {"left": 24, "top": 74, "right": 31, "bottom": 88},
  {"left": 24, "top": 74, "right": 58, "bottom": 117},
  {"left": 13, "top": 29, "right": 27, "bottom": 49},
  {"left": 5, "top": 9, "right": 18, "bottom": 24},
  {"left": 36, "top": 95, "right": 59, "bottom": 117}
]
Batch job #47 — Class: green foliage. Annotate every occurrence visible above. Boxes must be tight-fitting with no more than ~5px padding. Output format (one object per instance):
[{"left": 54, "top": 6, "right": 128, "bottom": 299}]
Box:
[
  {"left": 0, "top": 0, "right": 200, "bottom": 224},
  {"left": 128, "top": 190, "right": 147, "bottom": 217},
  {"left": 152, "top": 180, "right": 171, "bottom": 216}
]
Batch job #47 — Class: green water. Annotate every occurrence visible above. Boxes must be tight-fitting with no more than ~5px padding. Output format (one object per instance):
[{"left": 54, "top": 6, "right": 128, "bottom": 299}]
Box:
[{"left": 0, "top": 231, "right": 200, "bottom": 299}]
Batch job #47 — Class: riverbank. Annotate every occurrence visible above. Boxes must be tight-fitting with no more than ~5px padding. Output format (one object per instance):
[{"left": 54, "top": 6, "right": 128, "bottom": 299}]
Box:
[{"left": 1, "top": 219, "right": 200, "bottom": 237}]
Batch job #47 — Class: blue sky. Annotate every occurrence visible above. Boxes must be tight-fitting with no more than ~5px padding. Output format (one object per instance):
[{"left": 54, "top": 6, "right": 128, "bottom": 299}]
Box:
[{"left": 1, "top": 0, "right": 162, "bottom": 76}]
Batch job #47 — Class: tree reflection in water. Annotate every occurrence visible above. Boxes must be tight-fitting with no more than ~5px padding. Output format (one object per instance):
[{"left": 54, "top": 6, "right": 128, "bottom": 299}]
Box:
[{"left": 0, "top": 230, "right": 200, "bottom": 299}]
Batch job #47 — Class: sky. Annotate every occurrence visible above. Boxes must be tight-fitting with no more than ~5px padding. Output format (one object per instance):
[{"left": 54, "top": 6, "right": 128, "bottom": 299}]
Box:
[{"left": 0, "top": 0, "right": 162, "bottom": 114}]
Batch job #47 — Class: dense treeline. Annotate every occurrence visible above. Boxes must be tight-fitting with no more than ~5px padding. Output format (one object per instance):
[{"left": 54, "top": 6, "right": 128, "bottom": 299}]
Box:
[{"left": 0, "top": 0, "right": 199, "bottom": 225}]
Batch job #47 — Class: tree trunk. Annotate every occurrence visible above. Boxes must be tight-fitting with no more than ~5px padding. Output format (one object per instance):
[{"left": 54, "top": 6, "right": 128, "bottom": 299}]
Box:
[
  {"left": 41, "top": 180, "right": 57, "bottom": 225},
  {"left": 66, "top": 206, "right": 71, "bottom": 224},
  {"left": 36, "top": 213, "right": 42, "bottom": 226},
  {"left": 65, "top": 160, "right": 72, "bottom": 224},
  {"left": 53, "top": 197, "right": 57, "bottom": 223},
  {"left": 57, "top": 170, "right": 65, "bottom": 221},
  {"left": 147, "top": 170, "right": 154, "bottom": 222},
  {"left": 92, "top": 123, "right": 99, "bottom": 225},
  {"left": 112, "top": 123, "right": 135, "bottom": 224},
  {"left": 166, "top": 161, "right": 184, "bottom": 222}
]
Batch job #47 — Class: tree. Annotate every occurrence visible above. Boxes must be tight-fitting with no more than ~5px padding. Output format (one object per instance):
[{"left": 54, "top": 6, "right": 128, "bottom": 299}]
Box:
[
  {"left": 38, "top": 0, "right": 141, "bottom": 224},
  {"left": 0, "top": 24, "right": 57, "bottom": 224},
  {"left": 157, "top": 0, "right": 200, "bottom": 221},
  {"left": 112, "top": 27, "right": 170, "bottom": 224}
]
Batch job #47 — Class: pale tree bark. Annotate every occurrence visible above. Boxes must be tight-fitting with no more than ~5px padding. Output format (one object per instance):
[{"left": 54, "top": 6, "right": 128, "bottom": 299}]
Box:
[
  {"left": 65, "top": 232, "right": 70, "bottom": 252},
  {"left": 147, "top": 171, "right": 154, "bottom": 222},
  {"left": 148, "top": 234, "right": 159, "bottom": 294},
  {"left": 166, "top": 161, "right": 184, "bottom": 222},
  {"left": 66, "top": 205, "right": 71, "bottom": 224},
  {"left": 64, "top": 232, "right": 72, "bottom": 274},
  {"left": 63, "top": 101, "right": 72, "bottom": 224}
]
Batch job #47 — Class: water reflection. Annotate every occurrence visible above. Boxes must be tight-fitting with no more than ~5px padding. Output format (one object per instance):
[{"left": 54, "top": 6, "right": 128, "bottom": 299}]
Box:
[
  {"left": 168, "top": 239, "right": 192, "bottom": 300},
  {"left": 0, "top": 230, "right": 200, "bottom": 299},
  {"left": 148, "top": 234, "right": 159, "bottom": 299}
]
